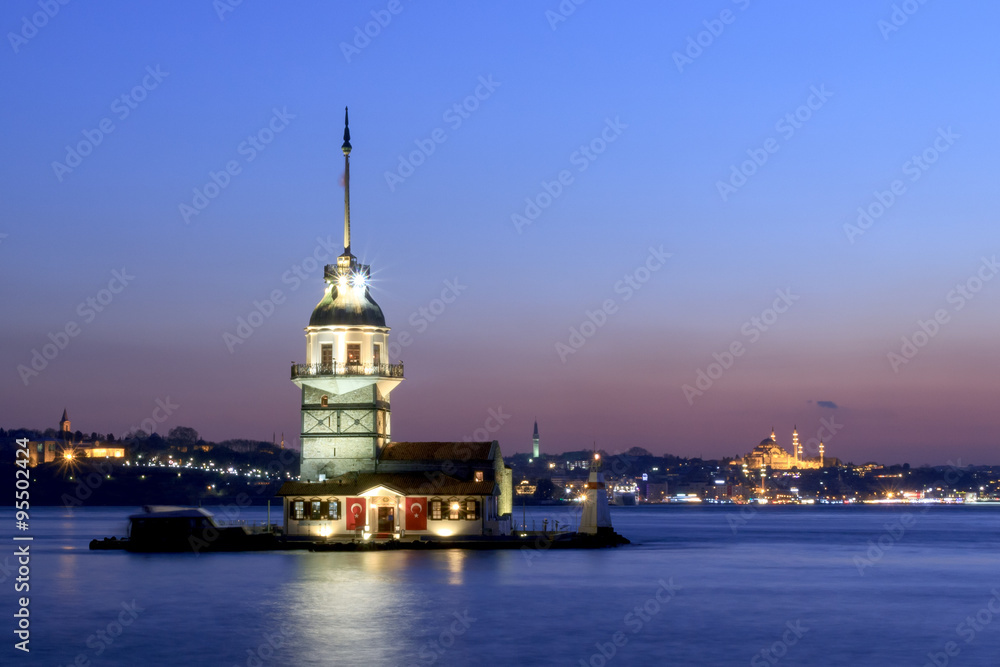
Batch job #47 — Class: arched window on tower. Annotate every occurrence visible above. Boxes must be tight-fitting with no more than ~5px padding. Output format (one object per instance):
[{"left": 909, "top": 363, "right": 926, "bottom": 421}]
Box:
[{"left": 321, "top": 395, "right": 328, "bottom": 407}]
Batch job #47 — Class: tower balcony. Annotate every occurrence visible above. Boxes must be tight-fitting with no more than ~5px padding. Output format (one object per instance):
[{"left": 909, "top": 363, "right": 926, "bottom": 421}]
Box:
[{"left": 291, "top": 362, "right": 404, "bottom": 380}]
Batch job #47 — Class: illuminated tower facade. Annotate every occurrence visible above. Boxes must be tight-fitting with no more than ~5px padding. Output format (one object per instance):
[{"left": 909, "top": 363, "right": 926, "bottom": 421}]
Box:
[
  {"left": 60, "top": 409, "right": 70, "bottom": 434},
  {"left": 791, "top": 426, "right": 801, "bottom": 464},
  {"left": 291, "top": 109, "right": 403, "bottom": 481},
  {"left": 532, "top": 420, "right": 539, "bottom": 458}
]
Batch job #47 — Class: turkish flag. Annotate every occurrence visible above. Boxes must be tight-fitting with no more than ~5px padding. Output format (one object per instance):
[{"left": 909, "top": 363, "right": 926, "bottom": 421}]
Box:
[
  {"left": 406, "top": 497, "right": 427, "bottom": 531},
  {"left": 346, "top": 497, "right": 366, "bottom": 530}
]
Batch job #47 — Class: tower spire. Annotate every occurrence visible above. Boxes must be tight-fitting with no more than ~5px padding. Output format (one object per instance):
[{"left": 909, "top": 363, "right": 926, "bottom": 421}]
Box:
[{"left": 342, "top": 106, "right": 352, "bottom": 255}]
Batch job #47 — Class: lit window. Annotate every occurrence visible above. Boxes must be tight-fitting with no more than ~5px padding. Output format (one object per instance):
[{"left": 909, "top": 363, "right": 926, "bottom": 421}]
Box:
[
  {"left": 320, "top": 344, "right": 333, "bottom": 371},
  {"left": 347, "top": 343, "right": 361, "bottom": 367},
  {"left": 448, "top": 499, "right": 460, "bottom": 521},
  {"left": 474, "top": 471, "right": 484, "bottom": 482},
  {"left": 430, "top": 498, "right": 442, "bottom": 520},
  {"left": 310, "top": 499, "right": 322, "bottom": 520},
  {"left": 373, "top": 344, "right": 381, "bottom": 368},
  {"left": 328, "top": 499, "right": 340, "bottom": 520},
  {"left": 321, "top": 395, "right": 328, "bottom": 407},
  {"left": 292, "top": 500, "right": 305, "bottom": 520},
  {"left": 465, "top": 499, "right": 479, "bottom": 520}
]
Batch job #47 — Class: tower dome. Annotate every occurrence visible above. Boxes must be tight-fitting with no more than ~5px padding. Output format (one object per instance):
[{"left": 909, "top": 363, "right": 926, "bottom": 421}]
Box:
[{"left": 308, "top": 271, "right": 386, "bottom": 327}]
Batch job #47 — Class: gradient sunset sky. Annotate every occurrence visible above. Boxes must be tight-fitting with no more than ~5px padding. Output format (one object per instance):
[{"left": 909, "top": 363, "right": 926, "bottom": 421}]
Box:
[{"left": 3, "top": 1, "right": 999, "bottom": 465}]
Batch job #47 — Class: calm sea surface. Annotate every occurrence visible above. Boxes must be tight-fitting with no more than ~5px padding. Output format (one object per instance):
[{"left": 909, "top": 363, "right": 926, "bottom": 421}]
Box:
[{"left": 2, "top": 505, "right": 1000, "bottom": 666}]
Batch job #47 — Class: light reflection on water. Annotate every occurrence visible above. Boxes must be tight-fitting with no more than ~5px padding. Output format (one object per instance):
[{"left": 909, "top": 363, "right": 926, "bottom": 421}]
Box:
[{"left": 3, "top": 505, "right": 1000, "bottom": 666}]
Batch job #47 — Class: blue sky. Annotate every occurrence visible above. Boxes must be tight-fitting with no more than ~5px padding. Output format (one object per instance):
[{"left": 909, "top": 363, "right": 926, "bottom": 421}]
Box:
[{"left": 2, "top": 1, "right": 999, "bottom": 464}]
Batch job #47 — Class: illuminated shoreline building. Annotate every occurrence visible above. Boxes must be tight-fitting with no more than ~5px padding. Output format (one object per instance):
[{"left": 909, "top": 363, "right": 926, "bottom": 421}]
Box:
[
  {"left": 28, "top": 409, "right": 125, "bottom": 466},
  {"left": 277, "top": 110, "right": 513, "bottom": 539}
]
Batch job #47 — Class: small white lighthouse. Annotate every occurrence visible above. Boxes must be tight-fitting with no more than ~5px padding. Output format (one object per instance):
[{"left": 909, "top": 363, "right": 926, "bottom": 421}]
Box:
[{"left": 578, "top": 454, "right": 613, "bottom": 535}]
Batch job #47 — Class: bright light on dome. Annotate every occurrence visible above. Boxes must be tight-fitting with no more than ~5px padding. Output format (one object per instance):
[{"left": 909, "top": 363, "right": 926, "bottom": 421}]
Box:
[
  {"left": 351, "top": 273, "right": 366, "bottom": 289},
  {"left": 337, "top": 275, "right": 347, "bottom": 289}
]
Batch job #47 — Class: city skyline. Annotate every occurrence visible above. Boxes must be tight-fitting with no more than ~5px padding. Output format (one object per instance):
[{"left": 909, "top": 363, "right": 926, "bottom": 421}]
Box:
[{"left": 3, "top": 2, "right": 1000, "bottom": 465}]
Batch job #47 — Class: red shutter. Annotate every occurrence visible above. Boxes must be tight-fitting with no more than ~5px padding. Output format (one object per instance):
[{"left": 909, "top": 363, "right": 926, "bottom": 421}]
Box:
[
  {"left": 346, "top": 497, "right": 366, "bottom": 530},
  {"left": 406, "top": 497, "right": 427, "bottom": 531}
]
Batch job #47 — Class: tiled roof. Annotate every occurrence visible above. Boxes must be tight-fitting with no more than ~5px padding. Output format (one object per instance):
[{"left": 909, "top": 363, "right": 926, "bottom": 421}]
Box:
[
  {"left": 277, "top": 472, "right": 496, "bottom": 497},
  {"left": 378, "top": 441, "right": 495, "bottom": 462}
]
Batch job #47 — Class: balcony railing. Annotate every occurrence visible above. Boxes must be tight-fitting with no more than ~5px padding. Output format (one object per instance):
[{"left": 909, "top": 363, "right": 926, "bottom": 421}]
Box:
[{"left": 291, "top": 362, "right": 404, "bottom": 379}]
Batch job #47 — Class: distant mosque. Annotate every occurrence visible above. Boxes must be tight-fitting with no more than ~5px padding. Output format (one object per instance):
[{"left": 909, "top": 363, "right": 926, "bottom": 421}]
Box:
[
  {"left": 277, "top": 110, "right": 513, "bottom": 540},
  {"left": 742, "top": 427, "right": 826, "bottom": 470}
]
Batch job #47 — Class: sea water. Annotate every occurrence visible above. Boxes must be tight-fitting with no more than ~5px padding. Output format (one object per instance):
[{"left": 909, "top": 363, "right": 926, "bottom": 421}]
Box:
[{"left": 2, "top": 505, "right": 999, "bottom": 666}]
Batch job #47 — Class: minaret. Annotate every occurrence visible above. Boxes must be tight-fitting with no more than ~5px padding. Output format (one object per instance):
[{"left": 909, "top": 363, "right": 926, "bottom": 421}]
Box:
[
  {"left": 792, "top": 426, "right": 800, "bottom": 464},
  {"left": 291, "top": 108, "right": 404, "bottom": 481},
  {"left": 819, "top": 441, "right": 825, "bottom": 468},
  {"left": 532, "top": 420, "right": 539, "bottom": 458}
]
